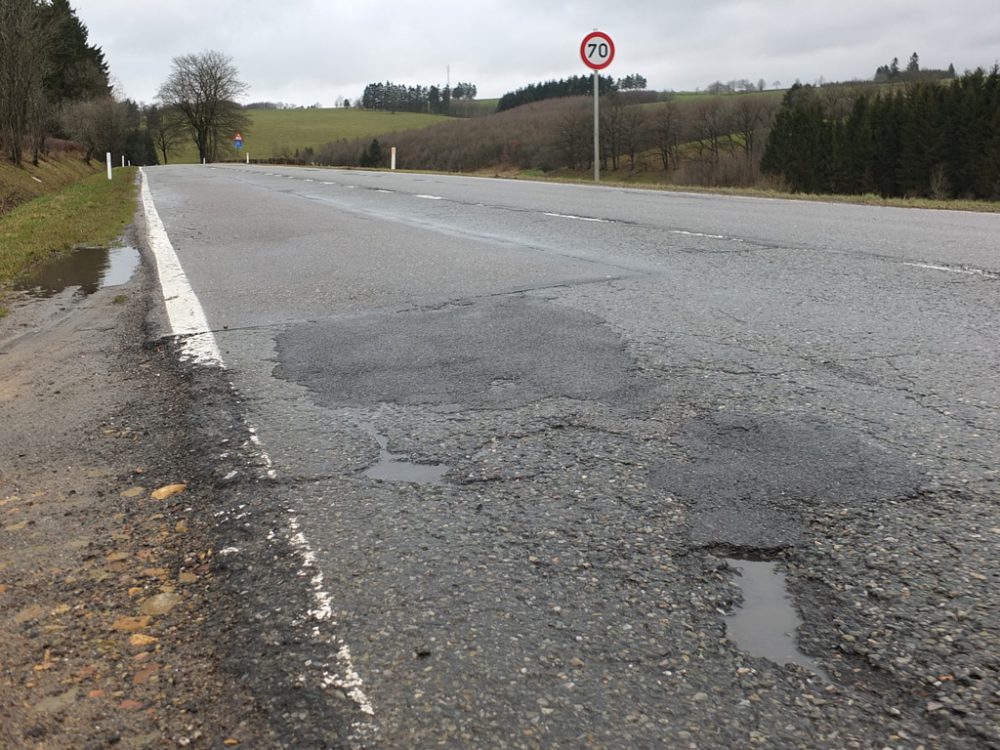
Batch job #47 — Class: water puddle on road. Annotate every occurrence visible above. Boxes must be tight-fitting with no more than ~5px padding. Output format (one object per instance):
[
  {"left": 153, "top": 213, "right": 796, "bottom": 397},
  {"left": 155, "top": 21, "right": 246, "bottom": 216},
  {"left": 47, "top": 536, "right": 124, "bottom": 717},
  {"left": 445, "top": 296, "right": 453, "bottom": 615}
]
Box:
[
  {"left": 725, "top": 558, "right": 830, "bottom": 682},
  {"left": 15, "top": 246, "right": 140, "bottom": 298},
  {"left": 360, "top": 424, "right": 449, "bottom": 485}
]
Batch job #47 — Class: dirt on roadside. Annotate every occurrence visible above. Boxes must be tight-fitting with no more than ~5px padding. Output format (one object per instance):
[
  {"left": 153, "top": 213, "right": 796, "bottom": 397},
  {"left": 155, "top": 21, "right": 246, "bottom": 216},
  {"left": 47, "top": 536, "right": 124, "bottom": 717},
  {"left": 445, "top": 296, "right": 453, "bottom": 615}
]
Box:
[{"left": 0, "top": 245, "right": 269, "bottom": 748}]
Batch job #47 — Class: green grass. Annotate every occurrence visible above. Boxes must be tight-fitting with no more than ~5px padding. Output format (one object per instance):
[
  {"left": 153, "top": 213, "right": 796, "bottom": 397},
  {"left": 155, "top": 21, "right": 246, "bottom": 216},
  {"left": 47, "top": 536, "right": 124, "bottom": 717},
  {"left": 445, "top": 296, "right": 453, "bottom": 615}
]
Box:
[
  {"left": 0, "top": 153, "right": 101, "bottom": 216},
  {"left": 171, "top": 108, "right": 452, "bottom": 163},
  {"left": 0, "top": 167, "right": 137, "bottom": 287}
]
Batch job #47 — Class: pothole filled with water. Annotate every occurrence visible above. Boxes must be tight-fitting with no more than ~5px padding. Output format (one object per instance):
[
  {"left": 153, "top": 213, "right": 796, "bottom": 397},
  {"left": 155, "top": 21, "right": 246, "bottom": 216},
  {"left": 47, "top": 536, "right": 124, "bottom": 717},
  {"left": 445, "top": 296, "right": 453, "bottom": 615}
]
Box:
[
  {"left": 725, "top": 558, "right": 830, "bottom": 682},
  {"left": 15, "top": 246, "right": 140, "bottom": 298},
  {"left": 359, "top": 423, "right": 449, "bottom": 485}
]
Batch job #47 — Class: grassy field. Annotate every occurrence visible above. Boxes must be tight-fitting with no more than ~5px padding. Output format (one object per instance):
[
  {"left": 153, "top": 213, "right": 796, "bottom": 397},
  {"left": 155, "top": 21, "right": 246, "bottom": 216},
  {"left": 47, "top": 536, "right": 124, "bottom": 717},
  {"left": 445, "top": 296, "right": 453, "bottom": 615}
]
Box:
[
  {"left": 0, "top": 167, "right": 137, "bottom": 302},
  {"left": 170, "top": 108, "right": 452, "bottom": 163}
]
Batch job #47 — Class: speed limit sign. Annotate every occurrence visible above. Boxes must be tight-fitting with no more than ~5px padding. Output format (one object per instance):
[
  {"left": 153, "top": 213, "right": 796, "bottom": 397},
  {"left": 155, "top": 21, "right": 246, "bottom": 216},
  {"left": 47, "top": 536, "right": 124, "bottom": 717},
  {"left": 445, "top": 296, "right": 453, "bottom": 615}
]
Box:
[{"left": 580, "top": 31, "right": 615, "bottom": 70}]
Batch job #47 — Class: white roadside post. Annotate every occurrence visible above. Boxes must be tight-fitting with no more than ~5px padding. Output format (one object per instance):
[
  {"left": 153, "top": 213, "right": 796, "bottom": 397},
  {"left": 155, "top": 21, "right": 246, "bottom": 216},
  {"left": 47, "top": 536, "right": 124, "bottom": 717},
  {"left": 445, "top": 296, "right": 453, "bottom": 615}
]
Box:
[
  {"left": 391, "top": 146, "right": 397, "bottom": 170},
  {"left": 106, "top": 152, "right": 112, "bottom": 180},
  {"left": 580, "top": 30, "right": 615, "bottom": 183},
  {"left": 121, "top": 155, "right": 125, "bottom": 168}
]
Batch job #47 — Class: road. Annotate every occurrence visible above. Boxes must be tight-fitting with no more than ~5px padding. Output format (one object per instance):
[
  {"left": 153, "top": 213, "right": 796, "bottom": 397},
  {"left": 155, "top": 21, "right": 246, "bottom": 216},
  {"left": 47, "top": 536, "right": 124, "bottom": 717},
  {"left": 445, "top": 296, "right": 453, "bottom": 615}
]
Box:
[{"left": 142, "top": 164, "right": 1000, "bottom": 749}]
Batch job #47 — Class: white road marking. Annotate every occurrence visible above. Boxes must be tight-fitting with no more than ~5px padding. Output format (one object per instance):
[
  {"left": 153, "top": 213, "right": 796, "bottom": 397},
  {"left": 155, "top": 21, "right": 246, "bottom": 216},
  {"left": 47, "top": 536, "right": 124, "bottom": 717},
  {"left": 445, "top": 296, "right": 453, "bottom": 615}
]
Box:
[
  {"left": 140, "top": 170, "right": 222, "bottom": 367},
  {"left": 415, "top": 194, "right": 443, "bottom": 200},
  {"left": 904, "top": 262, "right": 999, "bottom": 278},
  {"left": 140, "top": 168, "right": 377, "bottom": 733},
  {"left": 670, "top": 229, "right": 728, "bottom": 240},
  {"left": 543, "top": 212, "right": 608, "bottom": 223},
  {"left": 376, "top": 189, "right": 393, "bottom": 193}
]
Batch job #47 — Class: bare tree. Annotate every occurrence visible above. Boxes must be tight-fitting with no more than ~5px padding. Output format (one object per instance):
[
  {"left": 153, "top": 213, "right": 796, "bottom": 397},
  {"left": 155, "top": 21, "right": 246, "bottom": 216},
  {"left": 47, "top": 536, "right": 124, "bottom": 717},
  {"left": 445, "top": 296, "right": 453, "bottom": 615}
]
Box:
[
  {"left": 146, "top": 104, "right": 185, "bottom": 164},
  {"left": 651, "top": 102, "right": 684, "bottom": 170},
  {"left": 0, "top": 0, "right": 50, "bottom": 165},
  {"left": 157, "top": 50, "right": 249, "bottom": 163},
  {"left": 555, "top": 102, "right": 591, "bottom": 170},
  {"left": 61, "top": 95, "right": 129, "bottom": 162}
]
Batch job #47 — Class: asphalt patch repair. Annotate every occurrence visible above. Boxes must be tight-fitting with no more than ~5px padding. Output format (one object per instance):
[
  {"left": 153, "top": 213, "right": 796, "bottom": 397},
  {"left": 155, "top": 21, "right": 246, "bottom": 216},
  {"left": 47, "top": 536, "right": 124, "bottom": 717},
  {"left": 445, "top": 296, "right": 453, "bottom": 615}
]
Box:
[{"left": 0, "top": 260, "right": 269, "bottom": 747}]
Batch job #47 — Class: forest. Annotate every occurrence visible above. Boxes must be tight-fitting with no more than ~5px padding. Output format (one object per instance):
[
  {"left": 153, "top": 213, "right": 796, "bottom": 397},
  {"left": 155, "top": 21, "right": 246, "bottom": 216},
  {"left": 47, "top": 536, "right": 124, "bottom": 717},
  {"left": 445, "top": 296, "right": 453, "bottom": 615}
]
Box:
[{"left": 761, "top": 68, "right": 1000, "bottom": 200}]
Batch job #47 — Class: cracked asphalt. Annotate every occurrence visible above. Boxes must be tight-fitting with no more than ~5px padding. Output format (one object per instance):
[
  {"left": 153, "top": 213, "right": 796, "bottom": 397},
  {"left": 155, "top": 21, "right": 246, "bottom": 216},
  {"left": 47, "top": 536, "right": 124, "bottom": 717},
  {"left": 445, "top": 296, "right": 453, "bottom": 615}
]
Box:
[{"left": 143, "top": 164, "right": 1000, "bottom": 748}]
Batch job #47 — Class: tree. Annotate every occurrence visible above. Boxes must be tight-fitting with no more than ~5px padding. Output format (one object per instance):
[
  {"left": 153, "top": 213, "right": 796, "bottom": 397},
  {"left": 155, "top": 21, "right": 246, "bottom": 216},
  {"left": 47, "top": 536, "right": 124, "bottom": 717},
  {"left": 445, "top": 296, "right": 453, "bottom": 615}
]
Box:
[
  {"left": 38, "top": 0, "right": 109, "bottom": 104},
  {"left": 0, "top": 0, "right": 50, "bottom": 165},
  {"left": 359, "top": 138, "right": 383, "bottom": 167},
  {"left": 146, "top": 104, "right": 184, "bottom": 164},
  {"left": 157, "top": 50, "right": 249, "bottom": 163},
  {"left": 906, "top": 52, "right": 920, "bottom": 76},
  {"left": 61, "top": 95, "right": 129, "bottom": 162}
]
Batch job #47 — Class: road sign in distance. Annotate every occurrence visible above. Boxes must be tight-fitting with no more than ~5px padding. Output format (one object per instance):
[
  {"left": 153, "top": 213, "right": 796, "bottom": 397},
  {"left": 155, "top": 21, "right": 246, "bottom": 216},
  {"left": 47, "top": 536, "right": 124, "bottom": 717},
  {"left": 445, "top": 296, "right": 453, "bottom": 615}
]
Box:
[{"left": 580, "top": 31, "right": 615, "bottom": 70}]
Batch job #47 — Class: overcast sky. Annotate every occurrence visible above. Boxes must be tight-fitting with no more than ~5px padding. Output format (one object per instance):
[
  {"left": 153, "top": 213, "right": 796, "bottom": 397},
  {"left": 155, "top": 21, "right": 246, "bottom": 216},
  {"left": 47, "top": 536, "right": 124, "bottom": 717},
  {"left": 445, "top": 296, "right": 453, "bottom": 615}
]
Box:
[{"left": 71, "top": 0, "right": 1000, "bottom": 106}]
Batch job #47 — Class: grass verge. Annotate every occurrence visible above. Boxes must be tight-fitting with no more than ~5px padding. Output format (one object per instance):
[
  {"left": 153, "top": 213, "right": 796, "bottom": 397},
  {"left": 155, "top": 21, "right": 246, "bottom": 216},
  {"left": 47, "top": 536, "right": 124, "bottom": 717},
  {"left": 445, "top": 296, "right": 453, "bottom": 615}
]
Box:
[
  {"left": 511, "top": 169, "right": 1000, "bottom": 213},
  {"left": 0, "top": 167, "right": 138, "bottom": 289}
]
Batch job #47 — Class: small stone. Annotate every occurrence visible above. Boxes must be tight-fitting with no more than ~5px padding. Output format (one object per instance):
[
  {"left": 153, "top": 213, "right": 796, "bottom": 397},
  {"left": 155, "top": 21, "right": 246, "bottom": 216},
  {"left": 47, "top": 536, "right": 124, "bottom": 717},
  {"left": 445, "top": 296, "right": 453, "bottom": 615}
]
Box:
[
  {"left": 151, "top": 483, "right": 186, "bottom": 501},
  {"left": 568, "top": 657, "right": 585, "bottom": 669},
  {"left": 118, "top": 699, "right": 143, "bottom": 710},
  {"left": 106, "top": 552, "right": 129, "bottom": 563},
  {"left": 120, "top": 487, "right": 145, "bottom": 499},
  {"left": 129, "top": 634, "right": 158, "bottom": 647},
  {"left": 693, "top": 692, "right": 709, "bottom": 701},
  {"left": 926, "top": 701, "right": 944, "bottom": 712},
  {"left": 178, "top": 572, "right": 198, "bottom": 584},
  {"left": 139, "top": 592, "right": 182, "bottom": 616},
  {"left": 112, "top": 616, "right": 152, "bottom": 632}
]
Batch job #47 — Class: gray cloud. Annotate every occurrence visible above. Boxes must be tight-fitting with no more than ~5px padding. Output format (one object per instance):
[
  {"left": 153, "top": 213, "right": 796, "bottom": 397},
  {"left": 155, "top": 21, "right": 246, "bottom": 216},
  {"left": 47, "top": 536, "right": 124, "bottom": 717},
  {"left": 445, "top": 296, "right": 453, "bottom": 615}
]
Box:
[{"left": 73, "top": 0, "right": 1000, "bottom": 105}]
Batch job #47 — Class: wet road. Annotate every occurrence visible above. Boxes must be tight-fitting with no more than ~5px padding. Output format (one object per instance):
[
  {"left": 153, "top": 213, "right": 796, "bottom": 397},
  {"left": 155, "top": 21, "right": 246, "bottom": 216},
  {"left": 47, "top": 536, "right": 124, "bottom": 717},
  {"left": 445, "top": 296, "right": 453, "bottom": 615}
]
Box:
[{"left": 144, "top": 164, "right": 1000, "bottom": 749}]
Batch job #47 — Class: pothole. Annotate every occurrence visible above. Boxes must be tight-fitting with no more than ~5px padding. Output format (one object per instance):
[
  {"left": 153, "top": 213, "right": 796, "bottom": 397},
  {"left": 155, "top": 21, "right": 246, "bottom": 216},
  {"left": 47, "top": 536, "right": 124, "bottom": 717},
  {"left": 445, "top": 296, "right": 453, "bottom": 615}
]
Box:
[
  {"left": 359, "top": 423, "right": 449, "bottom": 485},
  {"left": 15, "top": 246, "right": 140, "bottom": 298},
  {"left": 725, "top": 557, "right": 830, "bottom": 683}
]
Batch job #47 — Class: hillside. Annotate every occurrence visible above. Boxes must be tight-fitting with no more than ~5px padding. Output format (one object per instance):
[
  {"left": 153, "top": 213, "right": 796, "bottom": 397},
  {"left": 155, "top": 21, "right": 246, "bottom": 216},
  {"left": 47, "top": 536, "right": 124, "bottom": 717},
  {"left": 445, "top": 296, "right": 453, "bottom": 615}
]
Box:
[
  {"left": 169, "top": 108, "right": 451, "bottom": 163},
  {"left": 0, "top": 146, "right": 101, "bottom": 217}
]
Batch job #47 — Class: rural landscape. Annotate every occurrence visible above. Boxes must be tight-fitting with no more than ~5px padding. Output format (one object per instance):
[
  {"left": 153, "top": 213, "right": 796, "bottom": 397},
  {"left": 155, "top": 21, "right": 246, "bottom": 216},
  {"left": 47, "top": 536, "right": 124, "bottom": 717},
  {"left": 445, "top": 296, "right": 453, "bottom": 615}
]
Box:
[{"left": 2, "top": 1, "right": 1000, "bottom": 749}]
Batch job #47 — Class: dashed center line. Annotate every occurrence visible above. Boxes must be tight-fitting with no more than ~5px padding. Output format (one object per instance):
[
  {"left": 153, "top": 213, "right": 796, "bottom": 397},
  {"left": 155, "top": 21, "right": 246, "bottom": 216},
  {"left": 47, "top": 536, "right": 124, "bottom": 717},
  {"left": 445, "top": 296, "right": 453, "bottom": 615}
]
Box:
[
  {"left": 415, "top": 194, "right": 443, "bottom": 200},
  {"left": 904, "top": 262, "right": 999, "bottom": 278},
  {"left": 543, "top": 212, "right": 608, "bottom": 223}
]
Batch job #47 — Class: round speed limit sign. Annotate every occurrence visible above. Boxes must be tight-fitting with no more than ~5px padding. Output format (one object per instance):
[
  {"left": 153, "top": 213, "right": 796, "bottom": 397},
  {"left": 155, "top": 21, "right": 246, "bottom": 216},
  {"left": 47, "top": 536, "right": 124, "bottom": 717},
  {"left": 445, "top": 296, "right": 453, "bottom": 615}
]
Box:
[{"left": 580, "top": 31, "right": 615, "bottom": 70}]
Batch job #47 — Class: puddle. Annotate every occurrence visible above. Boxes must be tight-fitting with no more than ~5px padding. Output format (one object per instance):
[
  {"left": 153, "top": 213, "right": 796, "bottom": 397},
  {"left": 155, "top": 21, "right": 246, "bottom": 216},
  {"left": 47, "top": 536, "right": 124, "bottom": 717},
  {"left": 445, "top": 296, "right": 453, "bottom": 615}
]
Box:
[
  {"left": 360, "top": 424, "right": 449, "bottom": 485},
  {"left": 14, "top": 246, "right": 140, "bottom": 298},
  {"left": 725, "top": 558, "right": 829, "bottom": 682}
]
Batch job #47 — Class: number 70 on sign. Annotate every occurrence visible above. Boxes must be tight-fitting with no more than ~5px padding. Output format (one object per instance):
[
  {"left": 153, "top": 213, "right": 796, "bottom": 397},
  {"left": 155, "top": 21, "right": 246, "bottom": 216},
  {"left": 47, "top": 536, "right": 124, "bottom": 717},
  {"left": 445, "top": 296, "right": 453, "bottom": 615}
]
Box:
[{"left": 580, "top": 31, "right": 615, "bottom": 70}]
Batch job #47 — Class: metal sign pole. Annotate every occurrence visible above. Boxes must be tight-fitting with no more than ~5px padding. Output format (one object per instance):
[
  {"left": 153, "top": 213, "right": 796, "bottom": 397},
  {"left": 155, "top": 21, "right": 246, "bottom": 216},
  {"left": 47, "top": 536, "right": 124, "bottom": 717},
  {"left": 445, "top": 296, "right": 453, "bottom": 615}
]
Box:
[{"left": 593, "top": 68, "right": 600, "bottom": 183}]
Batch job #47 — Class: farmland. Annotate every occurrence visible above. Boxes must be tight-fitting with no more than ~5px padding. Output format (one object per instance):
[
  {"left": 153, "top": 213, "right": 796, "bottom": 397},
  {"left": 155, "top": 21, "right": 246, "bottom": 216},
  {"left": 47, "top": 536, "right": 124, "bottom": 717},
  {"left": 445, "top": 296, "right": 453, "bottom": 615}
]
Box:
[{"left": 169, "top": 108, "right": 451, "bottom": 163}]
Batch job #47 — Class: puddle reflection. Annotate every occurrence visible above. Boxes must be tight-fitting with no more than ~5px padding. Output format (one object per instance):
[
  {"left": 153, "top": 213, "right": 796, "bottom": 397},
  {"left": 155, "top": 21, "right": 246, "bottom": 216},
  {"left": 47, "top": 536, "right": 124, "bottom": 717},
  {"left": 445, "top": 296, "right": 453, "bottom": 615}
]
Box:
[
  {"left": 360, "top": 423, "right": 449, "bottom": 485},
  {"left": 15, "top": 246, "right": 139, "bottom": 298},
  {"left": 725, "top": 558, "right": 829, "bottom": 682}
]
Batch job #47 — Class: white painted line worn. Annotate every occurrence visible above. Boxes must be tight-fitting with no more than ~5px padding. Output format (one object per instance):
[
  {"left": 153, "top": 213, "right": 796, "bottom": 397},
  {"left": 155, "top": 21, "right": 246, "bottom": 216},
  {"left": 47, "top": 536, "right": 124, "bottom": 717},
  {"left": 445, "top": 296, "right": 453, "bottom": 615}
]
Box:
[
  {"left": 904, "top": 262, "right": 999, "bottom": 278},
  {"left": 415, "top": 194, "right": 443, "bottom": 200},
  {"left": 543, "top": 212, "right": 608, "bottom": 223},
  {"left": 140, "top": 168, "right": 377, "bottom": 734},
  {"left": 140, "top": 170, "right": 223, "bottom": 367}
]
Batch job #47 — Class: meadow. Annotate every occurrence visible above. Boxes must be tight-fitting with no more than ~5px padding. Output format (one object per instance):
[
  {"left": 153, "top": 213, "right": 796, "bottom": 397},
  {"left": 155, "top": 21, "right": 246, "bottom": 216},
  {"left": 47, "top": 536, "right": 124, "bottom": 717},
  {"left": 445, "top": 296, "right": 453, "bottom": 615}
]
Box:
[{"left": 169, "top": 108, "right": 452, "bottom": 163}]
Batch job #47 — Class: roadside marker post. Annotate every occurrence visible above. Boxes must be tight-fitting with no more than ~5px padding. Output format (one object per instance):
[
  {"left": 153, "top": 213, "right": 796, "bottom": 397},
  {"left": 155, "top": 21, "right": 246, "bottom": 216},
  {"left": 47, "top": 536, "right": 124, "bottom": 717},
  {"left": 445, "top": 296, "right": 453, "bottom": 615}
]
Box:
[
  {"left": 580, "top": 30, "right": 615, "bottom": 183},
  {"left": 391, "top": 146, "right": 397, "bottom": 170},
  {"left": 106, "top": 152, "right": 112, "bottom": 180}
]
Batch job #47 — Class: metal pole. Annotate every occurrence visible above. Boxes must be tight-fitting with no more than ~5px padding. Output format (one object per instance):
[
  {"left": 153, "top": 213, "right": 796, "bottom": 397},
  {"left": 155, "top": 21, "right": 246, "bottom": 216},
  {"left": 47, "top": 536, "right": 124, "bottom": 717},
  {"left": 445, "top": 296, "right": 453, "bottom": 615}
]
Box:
[{"left": 593, "top": 68, "right": 600, "bottom": 182}]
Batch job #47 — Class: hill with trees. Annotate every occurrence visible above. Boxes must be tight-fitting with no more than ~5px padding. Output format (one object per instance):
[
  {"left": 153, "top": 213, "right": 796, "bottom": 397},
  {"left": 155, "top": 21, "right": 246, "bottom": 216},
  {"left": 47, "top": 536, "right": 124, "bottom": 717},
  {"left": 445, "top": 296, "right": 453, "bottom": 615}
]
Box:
[{"left": 761, "top": 67, "right": 1000, "bottom": 199}]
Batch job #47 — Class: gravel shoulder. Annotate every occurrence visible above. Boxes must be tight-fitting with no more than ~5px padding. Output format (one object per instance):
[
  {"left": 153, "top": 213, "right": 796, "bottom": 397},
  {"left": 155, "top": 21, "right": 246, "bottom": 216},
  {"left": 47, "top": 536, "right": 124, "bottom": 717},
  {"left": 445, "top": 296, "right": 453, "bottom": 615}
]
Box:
[{"left": 0, "top": 243, "right": 270, "bottom": 748}]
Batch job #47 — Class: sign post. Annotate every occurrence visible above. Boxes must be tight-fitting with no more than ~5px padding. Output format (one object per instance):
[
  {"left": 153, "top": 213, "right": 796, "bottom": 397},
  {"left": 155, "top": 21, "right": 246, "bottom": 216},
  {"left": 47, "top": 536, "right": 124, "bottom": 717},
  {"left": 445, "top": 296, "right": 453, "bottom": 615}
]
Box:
[{"left": 580, "top": 30, "right": 615, "bottom": 183}]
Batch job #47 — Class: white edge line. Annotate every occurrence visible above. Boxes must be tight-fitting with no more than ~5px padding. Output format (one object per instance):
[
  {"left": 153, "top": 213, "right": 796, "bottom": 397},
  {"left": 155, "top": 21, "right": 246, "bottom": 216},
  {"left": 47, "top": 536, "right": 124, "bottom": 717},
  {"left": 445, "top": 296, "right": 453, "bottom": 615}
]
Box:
[
  {"left": 140, "top": 169, "right": 223, "bottom": 367},
  {"left": 140, "top": 167, "right": 376, "bottom": 729}
]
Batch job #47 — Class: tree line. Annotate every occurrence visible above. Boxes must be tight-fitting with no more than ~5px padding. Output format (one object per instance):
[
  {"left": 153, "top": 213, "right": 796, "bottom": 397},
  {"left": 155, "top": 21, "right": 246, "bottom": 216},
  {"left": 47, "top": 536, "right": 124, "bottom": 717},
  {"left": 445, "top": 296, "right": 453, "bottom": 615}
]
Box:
[
  {"left": 496, "top": 75, "right": 617, "bottom": 112},
  {"left": 761, "top": 67, "right": 1000, "bottom": 199},
  {"left": 360, "top": 81, "right": 477, "bottom": 114},
  {"left": 316, "top": 92, "right": 780, "bottom": 188},
  {"left": 0, "top": 0, "right": 110, "bottom": 165}
]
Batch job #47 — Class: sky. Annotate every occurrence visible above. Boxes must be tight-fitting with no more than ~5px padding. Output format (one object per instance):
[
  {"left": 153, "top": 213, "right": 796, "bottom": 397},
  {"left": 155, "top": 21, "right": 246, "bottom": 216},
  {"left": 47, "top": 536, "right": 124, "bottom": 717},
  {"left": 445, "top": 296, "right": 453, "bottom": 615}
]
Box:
[{"left": 71, "top": 0, "right": 1000, "bottom": 106}]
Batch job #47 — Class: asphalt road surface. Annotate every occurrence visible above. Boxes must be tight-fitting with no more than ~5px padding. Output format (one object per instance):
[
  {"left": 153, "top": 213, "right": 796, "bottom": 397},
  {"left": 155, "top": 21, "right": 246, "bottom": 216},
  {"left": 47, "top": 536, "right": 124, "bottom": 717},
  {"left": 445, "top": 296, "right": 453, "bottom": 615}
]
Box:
[{"left": 143, "top": 165, "right": 1000, "bottom": 749}]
